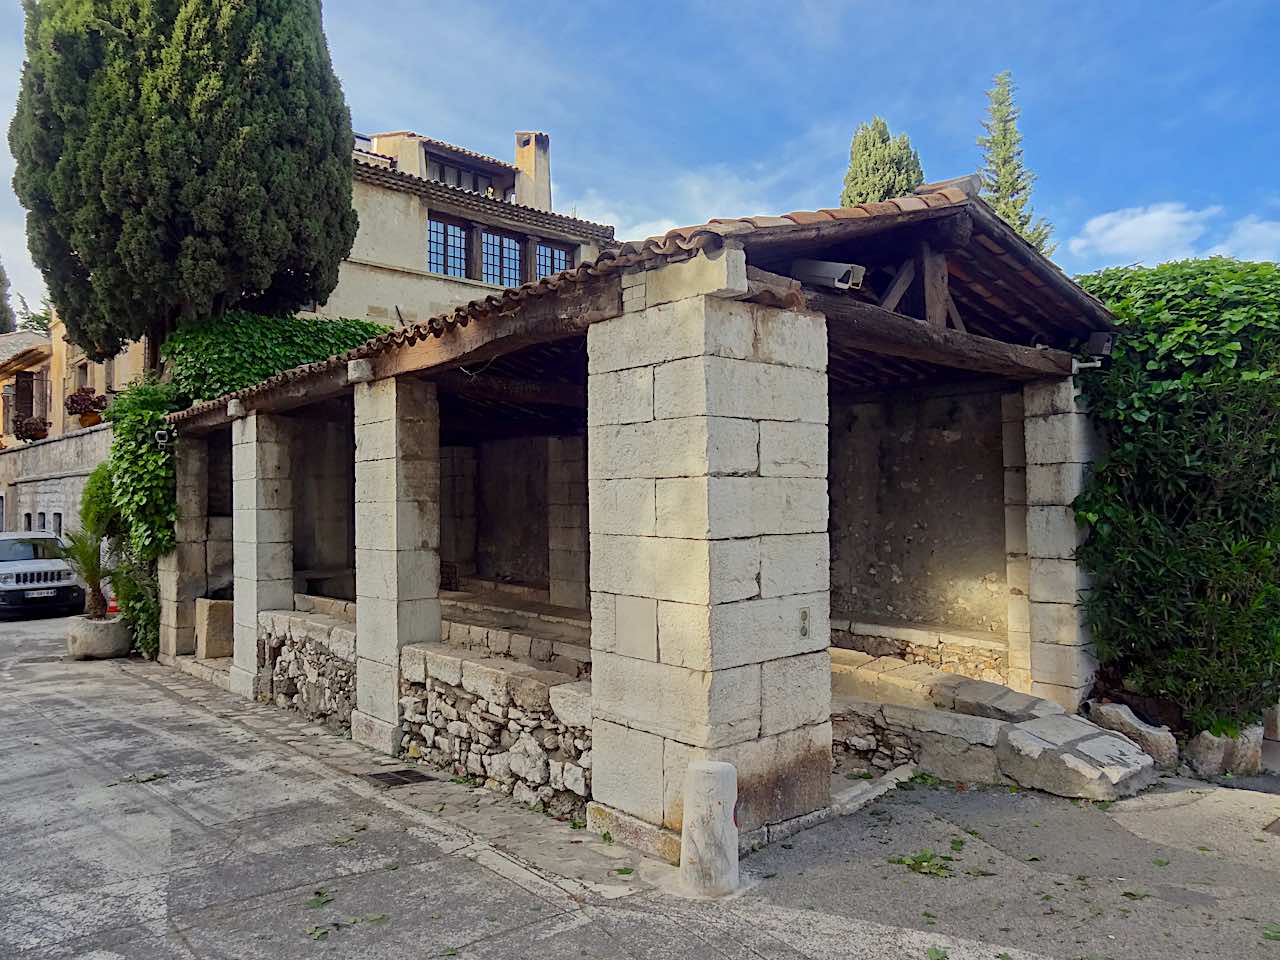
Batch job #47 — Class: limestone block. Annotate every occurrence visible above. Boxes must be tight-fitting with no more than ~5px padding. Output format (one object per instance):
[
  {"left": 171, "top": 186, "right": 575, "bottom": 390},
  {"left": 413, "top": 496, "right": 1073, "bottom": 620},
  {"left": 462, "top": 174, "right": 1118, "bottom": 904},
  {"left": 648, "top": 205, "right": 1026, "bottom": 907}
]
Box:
[
  {"left": 644, "top": 245, "right": 748, "bottom": 308},
  {"left": 354, "top": 547, "right": 440, "bottom": 602},
  {"left": 1030, "top": 601, "right": 1091, "bottom": 647},
  {"left": 1026, "top": 505, "right": 1086, "bottom": 559},
  {"left": 195, "top": 598, "right": 234, "bottom": 659},
  {"left": 401, "top": 644, "right": 427, "bottom": 683},
  {"left": 1030, "top": 640, "right": 1098, "bottom": 688},
  {"left": 1086, "top": 701, "right": 1178, "bottom": 769},
  {"left": 587, "top": 296, "right": 718, "bottom": 375},
  {"left": 916, "top": 732, "right": 1002, "bottom": 784},
  {"left": 587, "top": 366, "right": 654, "bottom": 426},
  {"left": 357, "top": 598, "right": 441, "bottom": 664},
  {"left": 599, "top": 594, "right": 656, "bottom": 660},
  {"left": 758, "top": 533, "right": 829, "bottom": 599},
  {"left": 461, "top": 658, "right": 517, "bottom": 706},
  {"left": 1031, "top": 681, "right": 1091, "bottom": 712},
  {"left": 1266, "top": 704, "right": 1280, "bottom": 742},
  {"left": 351, "top": 710, "right": 400, "bottom": 755},
  {"left": 590, "top": 592, "right": 616, "bottom": 652},
  {"left": 1026, "top": 462, "right": 1091, "bottom": 507},
  {"left": 1029, "top": 557, "right": 1092, "bottom": 605},
  {"left": 761, "top": 652, "right": 831, "bottom": 736},
  {"left": 355, "top": 657, "right": 399, "bottom": 721},
  {"left": 702, "top": 298, "right": 826, "bottom": 372},
  {"left": 587, "top": 479, "right": 656, "bottom": 536},
  {"left": 653, "top": 355, "right": 827, "bottom": 424},
  {"left": 1000, "top": 390, "right": 1025, "bottom": 422},
  {"left": 591, "top": 651, "right": 761, "bottom": 748},
  {"left": 589, "top": 534, "right": 759, "bottom": 605},
  {"left": 1003, "top": 465, "right": 1027, "bottom": 506},
  {"left": 1185, "top": 725, "right": 1263, "bottom": 777},
  {"left": 757, "top": 420, "right": 827, "bottom": 479},
  {"left": 157, "top": 623, "right": 194, "bottom": 660},
  {"left": 233, "top": 541, "right": 293, "bottom": 585},
  {"left": 655, "top": 477, "right": 828, "bottom": 540},
  {"left": 587, "top": 416, "right": 758, "bottom": 481},
  {"left": 586, "top": 801, "right": 682, "bottom": 865},
  {"left": 663, "top": 722, "right": 831, "bottom": 834},
  {"left": 1024, "top": 378, "right": 1081, "bottom": 418},
  {"left": 549, "top": 680, "right": 592, "bottom": 729},
  {"left": 1004, "top": 505, "right": 1029, "bottom": 554},
  {"left": 1001, "top": 417, "right": 1026, "bottom": 468},
  {"left": 590, "top": 719, "right": 665, "bottom": 823},
  {"left": 879, "top": 702, "right": 1005, "bottom": 747},
  {"left": 655, "top": 592, "right": 829, "bottom": 671},
  {"left": 679, "top": 761, "right": 740, "bottom": 897},
  {"left": 996, "top": 719, "right": 1156, "bottom": 800},
  {"left": 508, "top": 666, "right": 574, "bottom": 713},
  {"left": 1025, "top": 413, "right": 1099, "bottom": 465}
]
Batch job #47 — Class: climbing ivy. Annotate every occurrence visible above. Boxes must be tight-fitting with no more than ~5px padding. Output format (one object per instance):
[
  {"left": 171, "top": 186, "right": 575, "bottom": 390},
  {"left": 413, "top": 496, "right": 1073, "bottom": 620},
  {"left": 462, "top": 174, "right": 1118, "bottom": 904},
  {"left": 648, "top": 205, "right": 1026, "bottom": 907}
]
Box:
[
  {"left": 103, "top": 311, "right": 385, "bottom": 654},
  {"left": 161, "top": 310, "right": 386, "bottom": 404},
  {"left": 1074, "top": 258, "right": 1280, "bottom": 734}
]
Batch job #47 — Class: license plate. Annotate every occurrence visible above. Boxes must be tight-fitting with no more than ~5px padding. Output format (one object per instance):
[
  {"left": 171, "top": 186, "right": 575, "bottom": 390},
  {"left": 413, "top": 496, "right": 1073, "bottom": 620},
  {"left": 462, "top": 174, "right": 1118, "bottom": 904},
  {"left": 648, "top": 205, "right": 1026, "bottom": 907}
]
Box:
[{"left": 25, "top": 589, "right": 56, "bottom": 599}]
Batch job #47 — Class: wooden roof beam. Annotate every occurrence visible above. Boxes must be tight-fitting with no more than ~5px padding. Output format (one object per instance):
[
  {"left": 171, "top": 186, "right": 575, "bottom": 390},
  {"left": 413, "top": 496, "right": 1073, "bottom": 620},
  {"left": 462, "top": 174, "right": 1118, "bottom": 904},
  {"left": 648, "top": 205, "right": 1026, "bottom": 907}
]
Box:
[{"left": 809, "top": 289, "right": 1074, "bottom": 381}]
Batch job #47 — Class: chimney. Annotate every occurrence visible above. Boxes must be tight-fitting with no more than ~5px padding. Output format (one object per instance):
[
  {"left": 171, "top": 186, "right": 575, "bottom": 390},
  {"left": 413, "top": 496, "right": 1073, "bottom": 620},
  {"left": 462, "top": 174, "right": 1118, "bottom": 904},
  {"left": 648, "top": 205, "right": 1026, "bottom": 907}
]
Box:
[{"left": 514, "top": 131, "right": 552, "bottom": 211}]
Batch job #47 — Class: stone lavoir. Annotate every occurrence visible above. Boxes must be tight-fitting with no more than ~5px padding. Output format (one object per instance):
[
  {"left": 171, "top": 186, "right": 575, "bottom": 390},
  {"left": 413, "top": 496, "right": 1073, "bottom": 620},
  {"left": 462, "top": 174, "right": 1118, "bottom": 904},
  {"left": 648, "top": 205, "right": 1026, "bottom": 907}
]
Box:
[{"left": 158, "top": 182, "right": 1179, "bottom": 864}]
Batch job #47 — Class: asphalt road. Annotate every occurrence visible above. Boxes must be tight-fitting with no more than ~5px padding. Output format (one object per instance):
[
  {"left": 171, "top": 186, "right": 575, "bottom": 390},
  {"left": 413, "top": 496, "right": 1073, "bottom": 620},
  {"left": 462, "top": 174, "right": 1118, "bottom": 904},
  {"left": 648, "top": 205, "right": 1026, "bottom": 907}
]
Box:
[{"left": 2, "top": 614, "right": 1278, "bottom": 959}]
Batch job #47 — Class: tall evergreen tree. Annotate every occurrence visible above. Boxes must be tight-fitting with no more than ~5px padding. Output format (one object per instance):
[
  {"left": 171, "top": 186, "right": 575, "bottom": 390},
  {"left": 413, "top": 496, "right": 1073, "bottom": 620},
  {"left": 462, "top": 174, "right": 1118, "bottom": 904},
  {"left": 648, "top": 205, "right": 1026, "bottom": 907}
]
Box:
[
  {"left": 840, "top": 117, "right": 924, "bottom": 206},
  {"left": 977, "top": 71, "right": 1055, "bottom": 255},
  {"left": 0, "top": 257, "right": 15, "bottom": 333},
  {"left": 10, "top": 0, "right": 359, "bottom": 359}
]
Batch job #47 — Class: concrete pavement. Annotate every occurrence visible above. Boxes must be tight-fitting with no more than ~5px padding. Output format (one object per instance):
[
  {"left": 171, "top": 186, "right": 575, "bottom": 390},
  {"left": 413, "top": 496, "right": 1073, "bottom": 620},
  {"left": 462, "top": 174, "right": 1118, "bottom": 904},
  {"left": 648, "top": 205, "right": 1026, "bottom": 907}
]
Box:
[{"left": 2, "top": 614, "right": 1278, "bottom": 959}]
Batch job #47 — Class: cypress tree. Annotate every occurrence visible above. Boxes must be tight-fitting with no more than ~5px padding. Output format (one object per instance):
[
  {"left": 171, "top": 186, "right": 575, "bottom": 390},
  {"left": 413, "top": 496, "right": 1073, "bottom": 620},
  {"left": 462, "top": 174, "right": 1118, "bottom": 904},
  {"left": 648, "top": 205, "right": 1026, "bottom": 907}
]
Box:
[
  {"left": 0, "top": 257, "right": 15, "bottom": 333},
  {"left": 10, "top": 0, "right": 359, "bottom": 359},
  {"left": 977, "top": 71, "right": 1055, "bottom": 255},
  {"left": 840, "top": 117, "right": 924, "bottom": 207}
]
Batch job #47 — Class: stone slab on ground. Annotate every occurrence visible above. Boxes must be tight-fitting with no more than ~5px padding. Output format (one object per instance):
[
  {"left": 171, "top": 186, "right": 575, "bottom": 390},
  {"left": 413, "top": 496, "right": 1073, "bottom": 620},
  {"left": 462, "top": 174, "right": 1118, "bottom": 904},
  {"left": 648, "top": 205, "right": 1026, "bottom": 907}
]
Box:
[
  {"left": 1086, "top": 700, "right": 1179, "bottom": 769},
  {"left": 996, "top": 714, "right": 1157, "bottom": 800}
]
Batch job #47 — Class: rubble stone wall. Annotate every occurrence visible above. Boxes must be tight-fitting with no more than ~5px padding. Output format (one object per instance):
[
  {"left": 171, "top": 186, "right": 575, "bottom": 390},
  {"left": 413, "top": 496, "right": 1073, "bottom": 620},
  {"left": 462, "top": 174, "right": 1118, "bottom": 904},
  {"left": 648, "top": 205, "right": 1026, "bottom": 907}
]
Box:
[
  {"left": 400, "top": 644, "right": 592, "bottom": 818},
  {"left": 258, "top": 609, "right": 357, "bottom": 732},
  {"left": 831, "top": 620, "right": 1007, "bottom": 684}
]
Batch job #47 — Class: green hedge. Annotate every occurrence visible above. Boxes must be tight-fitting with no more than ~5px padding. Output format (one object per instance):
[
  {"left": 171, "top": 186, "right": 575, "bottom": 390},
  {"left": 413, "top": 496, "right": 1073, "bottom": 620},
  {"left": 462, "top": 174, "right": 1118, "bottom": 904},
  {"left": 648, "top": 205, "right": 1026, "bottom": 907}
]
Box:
[{"left": 1075, "top": 258, "right": 1280, "bottom": 733}]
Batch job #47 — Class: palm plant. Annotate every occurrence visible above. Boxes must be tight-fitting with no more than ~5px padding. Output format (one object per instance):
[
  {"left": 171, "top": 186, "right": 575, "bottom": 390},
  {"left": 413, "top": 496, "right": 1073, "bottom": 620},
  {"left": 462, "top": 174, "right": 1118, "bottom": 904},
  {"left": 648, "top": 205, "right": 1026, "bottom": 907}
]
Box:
[{"left": 61, "top": 528, "right": 112, "bottom": 619}]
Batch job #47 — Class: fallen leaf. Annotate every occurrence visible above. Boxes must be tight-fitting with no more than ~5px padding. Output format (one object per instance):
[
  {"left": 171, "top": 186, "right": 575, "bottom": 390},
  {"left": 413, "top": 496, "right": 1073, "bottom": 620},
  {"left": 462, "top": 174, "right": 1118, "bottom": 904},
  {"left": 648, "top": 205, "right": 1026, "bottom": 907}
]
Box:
[
  {"left": 614, "top": 867, "right": 634, "bottom": 876},
  {"left": 306, "top": 926, "right": 330, "bottom": 941},
  {"left": 303, "top": 890, "right": 334, "bottom": 909},
  {"left": 1153, "top": 858, "right": 1169, "bottom": 867},
  {"left": 926, "top": 948, "right": 949, "bottom": 960}
]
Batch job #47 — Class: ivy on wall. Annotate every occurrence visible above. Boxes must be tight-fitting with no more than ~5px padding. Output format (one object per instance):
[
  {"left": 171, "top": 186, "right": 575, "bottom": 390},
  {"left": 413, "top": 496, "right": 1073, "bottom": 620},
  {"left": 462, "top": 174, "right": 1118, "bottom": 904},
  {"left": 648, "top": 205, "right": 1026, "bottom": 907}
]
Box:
[
  {"left": 103, "top": 311, "right": 386, "bottom": 654},
  {"left": 1075, "top": 258, "right": 1280, "bottom": 734}
]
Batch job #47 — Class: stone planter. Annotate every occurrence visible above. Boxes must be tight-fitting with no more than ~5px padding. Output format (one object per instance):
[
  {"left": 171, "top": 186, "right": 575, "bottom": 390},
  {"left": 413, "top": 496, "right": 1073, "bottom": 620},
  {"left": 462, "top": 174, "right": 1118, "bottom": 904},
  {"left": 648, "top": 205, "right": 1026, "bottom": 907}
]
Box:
[{"left": 66, "top": 615, "right": 132, "bottom": 660}]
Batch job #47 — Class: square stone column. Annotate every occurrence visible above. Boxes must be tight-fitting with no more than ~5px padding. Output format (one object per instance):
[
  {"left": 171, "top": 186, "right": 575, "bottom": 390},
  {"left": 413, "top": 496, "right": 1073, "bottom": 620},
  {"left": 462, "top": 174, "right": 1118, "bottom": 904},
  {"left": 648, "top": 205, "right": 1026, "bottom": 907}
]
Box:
[
  {"left": 1001, "top": 391, "right": 1032, "bottom": 693},
  {"left": 158, "top": 435, "right": 209, "bottom": 663},
  {"left": 229, "top": 413, "right": 293, "bottom": 699},
  {"left": 1023, "top": 377, "right": 1099, "bottom": 710},
  {"left": 585, "top": 248, "right": 831, "bottom": 860},
  {"left": 547, "top": 435, "right": 588, "bottom": 609},
  {"left": 351, "top": 376, "right": 441, "bottom": 754}
]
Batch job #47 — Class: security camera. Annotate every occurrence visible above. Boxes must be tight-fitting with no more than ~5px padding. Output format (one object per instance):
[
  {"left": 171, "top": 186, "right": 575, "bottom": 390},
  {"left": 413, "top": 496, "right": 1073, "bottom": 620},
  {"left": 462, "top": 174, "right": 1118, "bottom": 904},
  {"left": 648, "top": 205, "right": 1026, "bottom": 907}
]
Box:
[
  {"left": 1085, "top": 331, "right": 1116, "bottom": 358},
  {"left": 789, "top": 259, "right": 866, "bottom": 291}
]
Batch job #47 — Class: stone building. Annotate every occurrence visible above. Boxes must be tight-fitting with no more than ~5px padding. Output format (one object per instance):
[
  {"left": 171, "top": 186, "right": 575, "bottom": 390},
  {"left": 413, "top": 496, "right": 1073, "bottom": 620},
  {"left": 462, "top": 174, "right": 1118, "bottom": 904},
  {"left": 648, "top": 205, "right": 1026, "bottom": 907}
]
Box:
[
  {"left": 0, "top": 129, "right": 612, "bottom": 535},
  {"left": 160, "top": 182, "right": 1140, "bottom": 860}
]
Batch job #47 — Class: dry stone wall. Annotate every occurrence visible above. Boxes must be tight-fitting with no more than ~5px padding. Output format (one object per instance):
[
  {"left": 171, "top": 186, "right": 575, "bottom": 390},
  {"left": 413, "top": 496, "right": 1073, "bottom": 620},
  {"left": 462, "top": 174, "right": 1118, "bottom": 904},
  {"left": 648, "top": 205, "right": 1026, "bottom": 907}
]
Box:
[
  {"left": 831, "top": 619, "right": 1007, "bottom": 683},
  {"left": 400, "top": 644, "right": 592, "bottom": 817},
  {"left": 259, "top": 609, "right": 356, "bottom": 731}
]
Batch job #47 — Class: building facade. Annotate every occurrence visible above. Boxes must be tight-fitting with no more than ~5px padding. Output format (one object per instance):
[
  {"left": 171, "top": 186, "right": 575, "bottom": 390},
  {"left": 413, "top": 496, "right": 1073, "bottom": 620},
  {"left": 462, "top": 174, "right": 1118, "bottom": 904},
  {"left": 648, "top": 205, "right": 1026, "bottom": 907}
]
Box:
[{"left": 0, "top": 129, "right": 614, "bottom": 534}]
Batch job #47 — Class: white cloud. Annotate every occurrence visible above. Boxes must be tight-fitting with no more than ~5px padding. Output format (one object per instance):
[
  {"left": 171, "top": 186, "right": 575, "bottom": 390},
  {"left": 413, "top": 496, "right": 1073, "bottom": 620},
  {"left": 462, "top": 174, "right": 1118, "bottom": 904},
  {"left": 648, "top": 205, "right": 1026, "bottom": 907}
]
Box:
[
  {"left": 1207, "top": 214, "right": 1280, "bottom": 261},
  {"left": 1067, "top": 202, "right": 1222, "bottom": 264}
]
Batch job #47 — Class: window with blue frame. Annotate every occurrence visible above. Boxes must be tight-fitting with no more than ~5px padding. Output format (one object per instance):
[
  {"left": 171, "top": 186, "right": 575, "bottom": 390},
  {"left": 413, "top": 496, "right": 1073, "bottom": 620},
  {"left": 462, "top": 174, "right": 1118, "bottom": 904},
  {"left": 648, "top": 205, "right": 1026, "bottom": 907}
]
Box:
[
  {"left": 481, "top": 230, "right": 523, "bottom": 286},
  {"left": 535, "top": 242, "right": 572, "bottom": 279},
  {"left": 427, "top": 217, "right": 468, "bottom": 277}
]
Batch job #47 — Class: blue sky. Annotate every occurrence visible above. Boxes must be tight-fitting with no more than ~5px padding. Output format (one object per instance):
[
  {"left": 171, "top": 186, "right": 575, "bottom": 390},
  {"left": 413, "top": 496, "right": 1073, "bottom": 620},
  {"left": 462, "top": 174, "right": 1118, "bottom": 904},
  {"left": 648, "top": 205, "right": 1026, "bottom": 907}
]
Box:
[{"left": 3, "top": 0, "right": 1279, "bottom": 312}]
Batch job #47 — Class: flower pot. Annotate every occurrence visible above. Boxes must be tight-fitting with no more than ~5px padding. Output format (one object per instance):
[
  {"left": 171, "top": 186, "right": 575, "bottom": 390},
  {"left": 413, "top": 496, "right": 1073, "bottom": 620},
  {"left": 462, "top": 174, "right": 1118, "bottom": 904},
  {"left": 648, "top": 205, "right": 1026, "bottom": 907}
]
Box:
[
  {"left": 23, "top": 429, "right": 48, "bottom": 442},
  {"left": 78, "top": 411, "right": 103, "bottom": 428},
  {"left": 66, "top": 615, "right": 132, "bottom": 660}
]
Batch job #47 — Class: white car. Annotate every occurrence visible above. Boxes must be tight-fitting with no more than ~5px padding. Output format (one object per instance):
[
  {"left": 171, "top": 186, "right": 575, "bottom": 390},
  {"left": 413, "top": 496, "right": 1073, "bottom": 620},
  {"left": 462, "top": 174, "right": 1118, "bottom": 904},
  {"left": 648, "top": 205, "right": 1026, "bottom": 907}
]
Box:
[{"left": 0, "top": 531, "right": 86, "bottom": 618}]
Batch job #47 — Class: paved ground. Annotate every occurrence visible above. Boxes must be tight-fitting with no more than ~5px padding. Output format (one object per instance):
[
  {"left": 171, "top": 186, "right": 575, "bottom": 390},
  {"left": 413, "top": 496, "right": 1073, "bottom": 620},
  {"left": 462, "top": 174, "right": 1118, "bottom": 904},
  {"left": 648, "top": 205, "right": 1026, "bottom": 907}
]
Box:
[{"left": 3, "top": 614, "right": 1279, "bottom": 959}]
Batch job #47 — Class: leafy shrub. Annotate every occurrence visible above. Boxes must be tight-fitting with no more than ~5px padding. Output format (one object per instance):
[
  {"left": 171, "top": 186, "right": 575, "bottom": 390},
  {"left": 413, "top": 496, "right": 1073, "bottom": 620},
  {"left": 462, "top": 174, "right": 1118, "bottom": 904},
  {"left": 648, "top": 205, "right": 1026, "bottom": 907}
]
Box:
[
  {"left": 1075, "top": 258, "right": 1280, "bottom": 734},
  {"left": 111, "top": 552, "right": 160, "bottom": 659},
  {"left": 103, "top": 378, "right": 181, "bottom": 563},
  {"left": 81, "top": 463, "right": 125, "bottom": 542},
  {"left": 161, "top": 310, "right": 385, "bottom": 404}
]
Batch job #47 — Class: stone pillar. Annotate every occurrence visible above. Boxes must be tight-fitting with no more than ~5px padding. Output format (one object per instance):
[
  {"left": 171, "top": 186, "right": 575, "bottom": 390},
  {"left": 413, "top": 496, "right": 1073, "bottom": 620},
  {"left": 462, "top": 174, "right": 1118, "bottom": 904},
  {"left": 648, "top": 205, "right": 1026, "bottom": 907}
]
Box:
[
  {"left": 351, "top": 376, "right": 441, "bottom": 754},
  {"left": 1001, "top": 391, "right": 1032, "bottom": 693},
  {"left": 440, "top": 446, "right": 477, "bottom": 577},
  {"left": 229, "top": 413, "right": 293, "bottom": 699},
  {"left": 547, "top": 435, "right": 588, "bottom": 609},
  {"left": 158, "top": 436, "right": 209, "bottom": 663},
  {"left": 585, "top": 248, "right": 831, "bottom": 861},
  {"left": 1023, "top": 378, "right": 1098, "bottom": 711}
]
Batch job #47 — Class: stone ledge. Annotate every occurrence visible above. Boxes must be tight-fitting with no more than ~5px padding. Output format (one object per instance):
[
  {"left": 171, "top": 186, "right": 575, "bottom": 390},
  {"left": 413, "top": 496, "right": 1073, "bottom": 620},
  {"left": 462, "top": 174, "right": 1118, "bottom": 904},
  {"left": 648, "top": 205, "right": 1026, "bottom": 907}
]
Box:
[
  {"left": 259, "top": 609, "right": 356, "bottom": 663},
  {"left": 586, "top": 801, "right": 681, "bottom": 865},
  {"left": 401, "top": 643, "right": 578, "bottom": 713}
]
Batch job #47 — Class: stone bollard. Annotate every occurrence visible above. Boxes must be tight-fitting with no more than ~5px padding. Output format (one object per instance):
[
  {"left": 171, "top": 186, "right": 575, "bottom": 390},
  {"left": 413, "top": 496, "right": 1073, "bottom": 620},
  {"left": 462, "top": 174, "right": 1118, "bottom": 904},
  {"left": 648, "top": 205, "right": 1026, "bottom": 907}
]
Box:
[{"left": 679, "top": 761, "right": 739, "bottom": 897}]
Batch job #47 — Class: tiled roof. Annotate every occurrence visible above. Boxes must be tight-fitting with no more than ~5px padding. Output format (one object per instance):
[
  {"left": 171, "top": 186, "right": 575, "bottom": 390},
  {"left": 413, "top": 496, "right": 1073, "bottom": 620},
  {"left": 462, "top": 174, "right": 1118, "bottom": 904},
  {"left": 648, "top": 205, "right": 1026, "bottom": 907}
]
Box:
[
  {"left": 353, "top": 158, "right": 616, "bottom": 243},
  {"left": 368, "top": 132, "right": 519, "bottom": 172},
  {"left": 169, "top": 188, "right": 1109, "bottom": 425}
]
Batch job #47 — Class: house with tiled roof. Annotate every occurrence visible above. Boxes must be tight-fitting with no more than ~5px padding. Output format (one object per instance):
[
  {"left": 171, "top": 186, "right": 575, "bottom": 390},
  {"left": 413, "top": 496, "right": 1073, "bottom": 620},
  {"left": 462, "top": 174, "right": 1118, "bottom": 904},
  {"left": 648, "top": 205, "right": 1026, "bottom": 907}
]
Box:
[{"left": 159, "top": 179, "right": 1159, "bottom": 868}]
